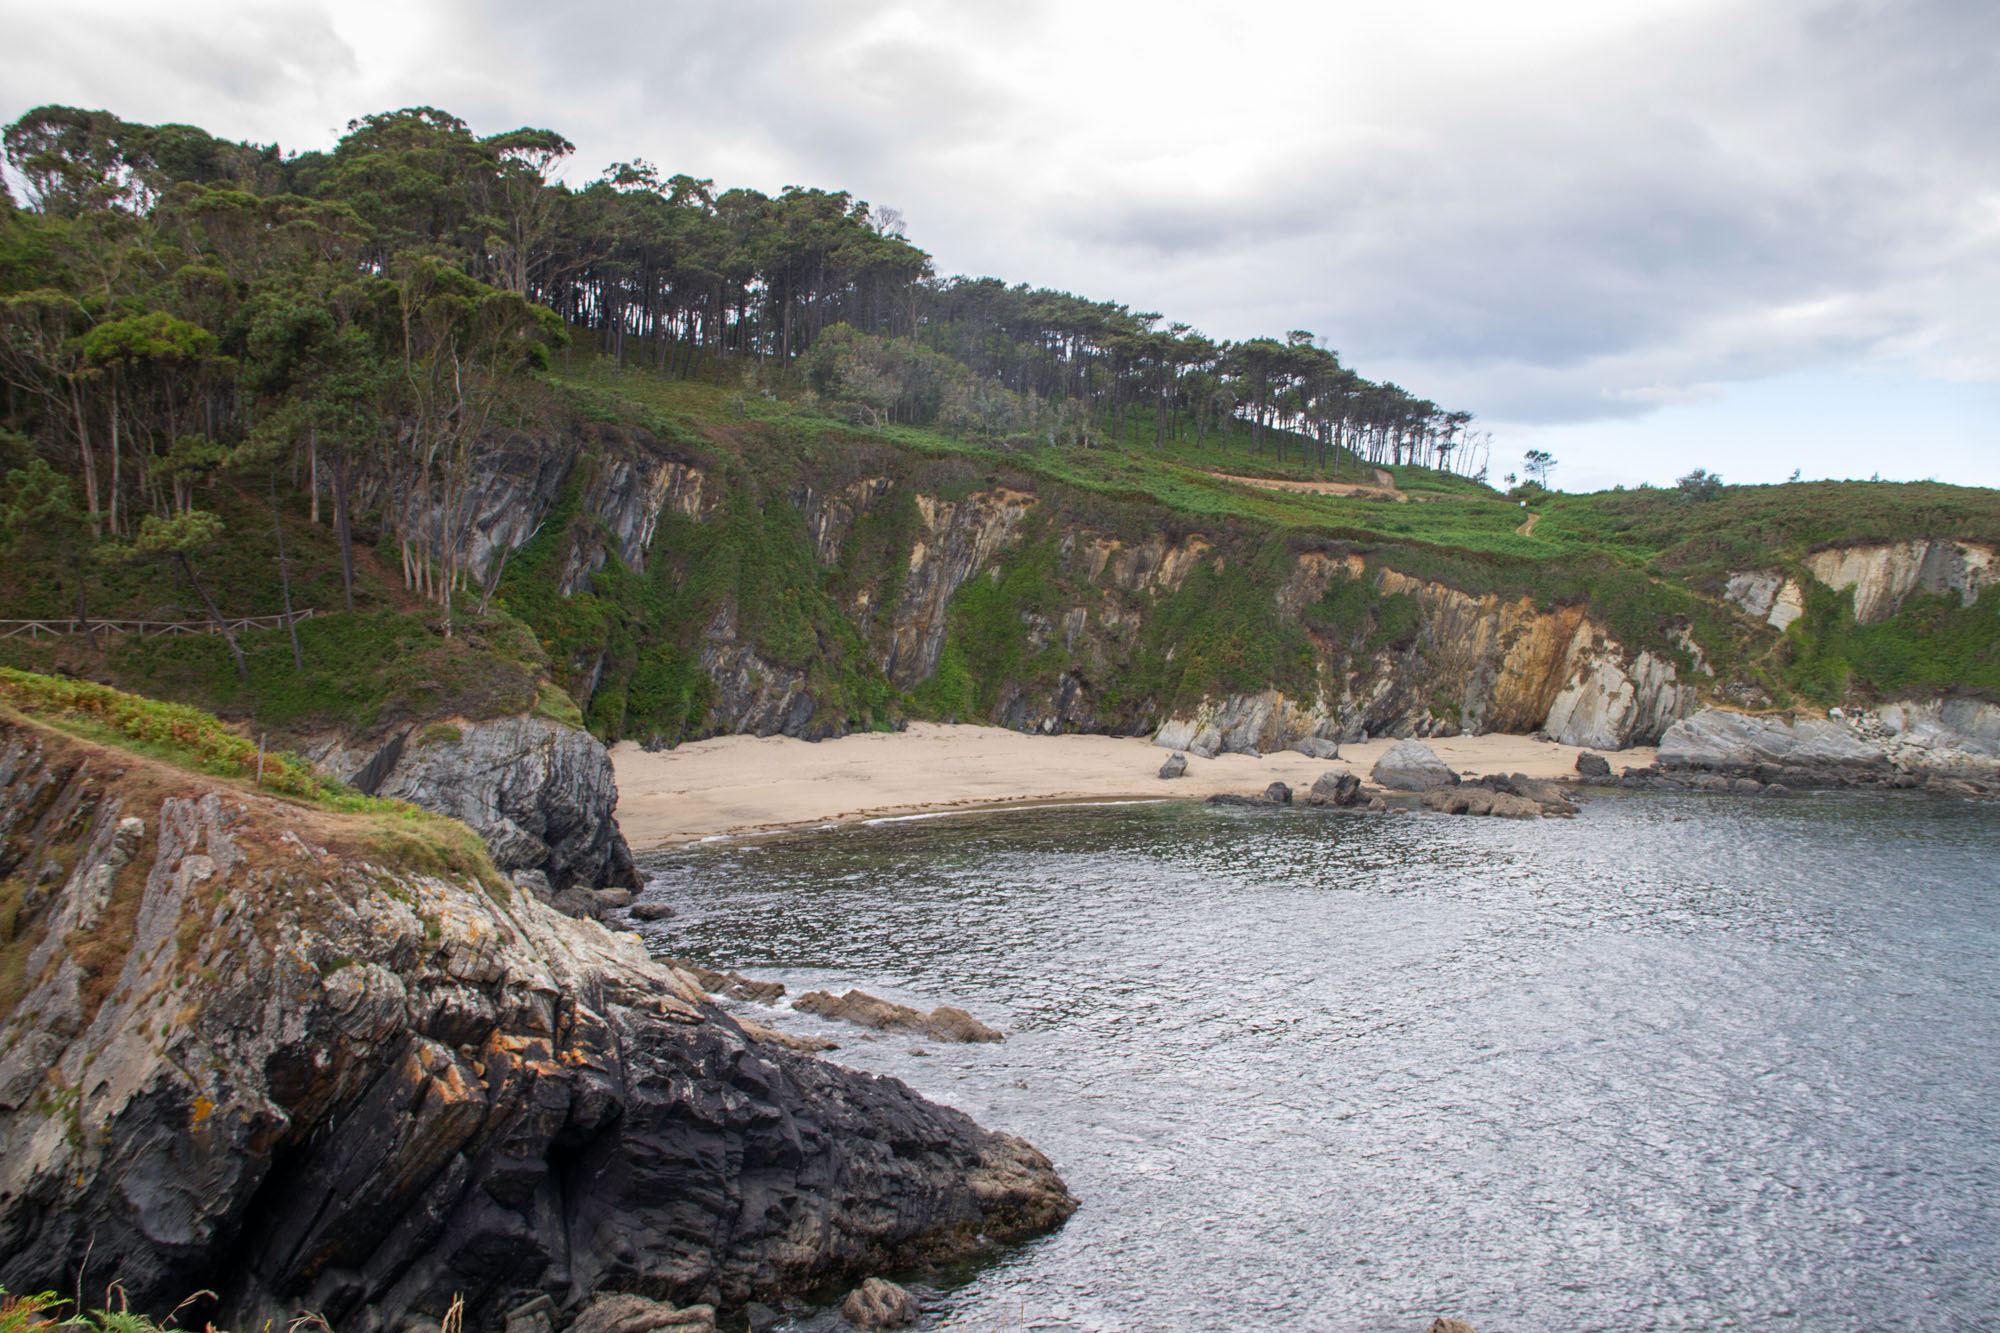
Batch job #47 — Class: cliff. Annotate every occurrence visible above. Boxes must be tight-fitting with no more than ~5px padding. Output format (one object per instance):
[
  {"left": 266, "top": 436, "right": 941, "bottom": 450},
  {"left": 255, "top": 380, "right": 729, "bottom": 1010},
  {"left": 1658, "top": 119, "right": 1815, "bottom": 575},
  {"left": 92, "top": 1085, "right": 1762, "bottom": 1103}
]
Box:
[{"left": 0, "top": 712, "right": 1074, "bottom": 1329}]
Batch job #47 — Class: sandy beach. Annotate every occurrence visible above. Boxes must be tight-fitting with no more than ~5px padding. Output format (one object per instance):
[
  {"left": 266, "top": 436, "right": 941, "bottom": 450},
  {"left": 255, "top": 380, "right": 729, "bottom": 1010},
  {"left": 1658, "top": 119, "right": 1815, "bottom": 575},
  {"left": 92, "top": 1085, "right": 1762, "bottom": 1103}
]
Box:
[{"left": 611, "top": 723, "right": 1652, "bottom": 846}]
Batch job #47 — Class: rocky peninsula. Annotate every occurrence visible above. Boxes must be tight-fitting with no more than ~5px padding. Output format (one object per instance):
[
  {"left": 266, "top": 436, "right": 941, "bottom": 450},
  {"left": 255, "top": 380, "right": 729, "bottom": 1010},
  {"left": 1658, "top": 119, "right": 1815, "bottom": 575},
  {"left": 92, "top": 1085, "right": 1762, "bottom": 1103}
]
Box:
[{"left": 0, "top": 707, "right": 1074, "bottom": 1331}]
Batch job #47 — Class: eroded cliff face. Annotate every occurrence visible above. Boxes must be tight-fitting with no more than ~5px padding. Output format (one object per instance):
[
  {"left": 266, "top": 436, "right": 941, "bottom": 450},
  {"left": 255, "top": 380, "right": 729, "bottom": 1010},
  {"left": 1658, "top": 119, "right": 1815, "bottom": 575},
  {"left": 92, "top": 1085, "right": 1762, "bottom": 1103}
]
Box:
[
  {"left": 1726, "top": 540, "right": 1999, "bottom": 629},
  {"left": 656, "top": 478, "right": 1708, "bottom": 751},
  {"left": 0, "top": 720, "right": 1074, "bottom": 1331}
]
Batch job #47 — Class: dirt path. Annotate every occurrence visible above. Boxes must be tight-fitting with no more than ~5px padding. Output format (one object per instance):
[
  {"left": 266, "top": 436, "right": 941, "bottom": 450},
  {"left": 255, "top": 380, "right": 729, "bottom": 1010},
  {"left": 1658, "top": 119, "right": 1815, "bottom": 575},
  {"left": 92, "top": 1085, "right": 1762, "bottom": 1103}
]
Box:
[
  {"left": 1211, "top": 472, "right": 1407, "bottom": 503},
  {"left": 1516, "top": 512, "right": 1540, "bottom": 536}
]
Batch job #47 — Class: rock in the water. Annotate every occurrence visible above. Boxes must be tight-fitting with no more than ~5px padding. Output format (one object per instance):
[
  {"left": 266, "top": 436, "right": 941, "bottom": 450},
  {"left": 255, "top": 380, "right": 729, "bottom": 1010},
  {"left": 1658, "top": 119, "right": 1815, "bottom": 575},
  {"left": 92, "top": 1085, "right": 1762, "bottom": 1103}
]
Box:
[
  {"left": 1305, "top": 771, "right": 1363, "bottom": 808},
  {"left": 794, "top": 989, "right": 1004, "bottom": 1043},
  {"left": 571, "top": 1293, "right": 717, "bottom": 1333},
  {"left": 1424, "top": 788, "right": 1540, "bottom": 818},
  {"left": 1158, "top": 752, "right": 1188, "bottom": 779},
  {"left": 0, "top": 717, "right": 1072, "bottom": 1332},
  {"left": 1426, "top": 1320, "right": 1477, "bottom": 1333},
  {"left": 737, "top": 1017, "right": 839, "bottom": 1054},
  {"left": 1370, "top": 739, "right": 1460, "bottom": 791},
  {"left": 595, "top": 887, "right": 634, "bottom": 909},
  {"left": 1292, "top": 736, "right": 1342, "bottom": 760},
  {"left": 672, "top": 960, "right": 786, "bottom": 1004},
  {"left": 1263, "top": 781, "right": 1293, "bottom": 806},
  {"left": 842, "top": 1278, "right": 920, "bottom": 1329},
  {"left": 1575, "top": 751, "right": 1612, "bottom": 778},
  {"left": 630, "top": 900, "right": 677, "bottom": 921}
]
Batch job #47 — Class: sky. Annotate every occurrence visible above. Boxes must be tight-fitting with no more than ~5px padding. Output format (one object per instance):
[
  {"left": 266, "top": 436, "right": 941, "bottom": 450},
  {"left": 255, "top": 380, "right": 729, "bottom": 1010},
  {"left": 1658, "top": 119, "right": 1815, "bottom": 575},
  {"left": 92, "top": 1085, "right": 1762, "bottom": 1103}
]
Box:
[{"left": 3, "top": 0, "right": 1997, "bottom": 491}]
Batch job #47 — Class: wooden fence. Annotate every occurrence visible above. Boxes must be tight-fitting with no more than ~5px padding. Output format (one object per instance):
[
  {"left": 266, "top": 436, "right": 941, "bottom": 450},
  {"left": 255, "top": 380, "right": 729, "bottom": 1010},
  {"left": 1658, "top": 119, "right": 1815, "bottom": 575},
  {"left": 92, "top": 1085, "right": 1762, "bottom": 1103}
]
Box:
[{"left": 0, "top": 610, "right": 316, "bottom": 640}]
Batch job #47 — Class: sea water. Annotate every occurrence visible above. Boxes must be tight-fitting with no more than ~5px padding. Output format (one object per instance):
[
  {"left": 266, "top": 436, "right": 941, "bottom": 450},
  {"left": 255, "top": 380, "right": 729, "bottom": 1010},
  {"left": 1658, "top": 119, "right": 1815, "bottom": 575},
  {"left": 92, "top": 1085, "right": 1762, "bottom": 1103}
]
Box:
[{"left": 635, "top": 789, "right": 2000, "bottom": 1332}]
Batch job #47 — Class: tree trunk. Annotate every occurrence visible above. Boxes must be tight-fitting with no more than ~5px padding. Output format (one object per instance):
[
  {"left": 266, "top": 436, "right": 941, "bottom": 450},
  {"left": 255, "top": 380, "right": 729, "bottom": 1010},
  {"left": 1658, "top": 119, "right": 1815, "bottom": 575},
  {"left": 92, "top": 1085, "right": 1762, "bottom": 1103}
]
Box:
[
  {"left": 332, "top": 452, "right": 356, "bottom": 612},
  {"left": 269, "top": 468, "right": 304, "bottom": 671},
  {"left": 180, "top": 551, "right": 249, "bottom": 684}
]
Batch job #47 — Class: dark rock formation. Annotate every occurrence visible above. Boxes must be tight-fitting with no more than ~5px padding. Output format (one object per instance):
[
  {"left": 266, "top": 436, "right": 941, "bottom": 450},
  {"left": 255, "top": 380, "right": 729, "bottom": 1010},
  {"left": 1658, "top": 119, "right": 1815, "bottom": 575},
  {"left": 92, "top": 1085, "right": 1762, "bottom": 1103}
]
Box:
[
  {"left": 792, "top": 990, "right": 1004, "bottom": 1044},
  {"left": 0, "top": 720, "right": 1071, "bottom": 1333},
  {"left": 307, "top": 714, "right": 637, "bottom": 892},
  {"left": 1158, "top": 752, "right": 1188, "bottom": 779},
  {"left": 842, "top": 1278, "right": 919, "bottom": 1329},
  {"left": 1304, "top": 771, "right": 1363, "bottom": 808},
  {"left": 1263, "top": 781, "right": 1293, "bottom": 806},
  {"left": 1370, "top": 739, "right": 1460, "bottom": 792},
  {"left": 1575, "top": 751, "right": 1612, "bottom": 778}
]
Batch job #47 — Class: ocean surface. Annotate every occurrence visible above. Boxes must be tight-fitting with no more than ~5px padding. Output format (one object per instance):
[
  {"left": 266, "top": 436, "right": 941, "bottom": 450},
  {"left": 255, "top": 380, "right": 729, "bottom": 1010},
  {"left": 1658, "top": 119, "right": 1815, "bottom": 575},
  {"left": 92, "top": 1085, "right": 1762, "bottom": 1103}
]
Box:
[{"left": 633, "top": 789, "right": 2000, "bottom": 1332}]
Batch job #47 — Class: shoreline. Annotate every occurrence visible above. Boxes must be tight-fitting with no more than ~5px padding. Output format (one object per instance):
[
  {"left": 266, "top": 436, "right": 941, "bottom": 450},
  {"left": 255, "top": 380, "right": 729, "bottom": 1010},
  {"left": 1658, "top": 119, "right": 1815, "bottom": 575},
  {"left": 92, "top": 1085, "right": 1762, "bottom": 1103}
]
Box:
[{"left": 611, "top": 723, "right": 1653, "bottom": 847}]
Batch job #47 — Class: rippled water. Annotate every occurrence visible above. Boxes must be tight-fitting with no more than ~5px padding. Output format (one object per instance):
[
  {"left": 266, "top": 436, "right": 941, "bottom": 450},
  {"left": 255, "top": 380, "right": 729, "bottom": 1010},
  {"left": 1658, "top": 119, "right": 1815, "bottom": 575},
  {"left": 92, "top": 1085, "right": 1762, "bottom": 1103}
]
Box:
[{"left": 635, "top": 791, "right": 2000, "bottom": 1332}]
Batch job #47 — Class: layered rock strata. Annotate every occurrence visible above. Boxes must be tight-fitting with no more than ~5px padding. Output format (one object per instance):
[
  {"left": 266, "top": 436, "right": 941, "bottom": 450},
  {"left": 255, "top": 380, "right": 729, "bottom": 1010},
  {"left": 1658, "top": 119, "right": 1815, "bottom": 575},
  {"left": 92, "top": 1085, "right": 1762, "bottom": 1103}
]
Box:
[
  {"left": 306, "top": 715, "right": 637, "bottom": 892},
  {"left": 0, "top": 719, "right": 1074, "bottom": 1332}
]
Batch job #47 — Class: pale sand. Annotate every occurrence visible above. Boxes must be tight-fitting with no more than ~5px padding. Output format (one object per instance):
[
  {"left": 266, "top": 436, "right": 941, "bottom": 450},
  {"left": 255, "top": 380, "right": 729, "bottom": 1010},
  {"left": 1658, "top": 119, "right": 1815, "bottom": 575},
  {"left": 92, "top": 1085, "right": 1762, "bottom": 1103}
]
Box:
[{"left": 611, "top": 724, "right": 1654, "bottom": 847}]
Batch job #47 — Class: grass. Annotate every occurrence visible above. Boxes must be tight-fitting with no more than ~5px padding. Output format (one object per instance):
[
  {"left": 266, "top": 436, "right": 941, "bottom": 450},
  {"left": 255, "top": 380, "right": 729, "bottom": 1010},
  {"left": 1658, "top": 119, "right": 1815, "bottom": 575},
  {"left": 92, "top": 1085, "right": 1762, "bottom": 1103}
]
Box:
[{"left": 0, "top": 670, "right": 510, "bottom": 897}]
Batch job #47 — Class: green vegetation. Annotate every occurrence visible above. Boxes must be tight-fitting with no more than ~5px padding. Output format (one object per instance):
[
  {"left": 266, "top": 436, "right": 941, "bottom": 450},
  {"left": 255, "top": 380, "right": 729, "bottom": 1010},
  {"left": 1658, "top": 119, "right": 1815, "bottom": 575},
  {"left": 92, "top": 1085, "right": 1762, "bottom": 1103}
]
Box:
[{"left": 1, "top": 98, "right": 1995, "bottom": 752}]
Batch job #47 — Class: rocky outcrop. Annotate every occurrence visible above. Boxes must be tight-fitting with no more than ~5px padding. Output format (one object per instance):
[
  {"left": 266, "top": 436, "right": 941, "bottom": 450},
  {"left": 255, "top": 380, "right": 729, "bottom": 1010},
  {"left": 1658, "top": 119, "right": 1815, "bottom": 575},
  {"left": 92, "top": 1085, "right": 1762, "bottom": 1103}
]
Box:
[
  {"left": 307, "top": 714, "right": 637, "bottom": 892},
  {"left": 0, "top": 720, "right": 1073, "bottom": 1332},
  {"left": 1370, "top": 740, "right": 1460, "bottom": 791},
  {"left": 842, "top": 1278, "right": 919, "bottom": 1329},
  {"left": 1158, "top": 752, "right": 1188, "bottom": 779},
  {"left": 1723, "top": 571, "right": 1807, "bottom": 631},
  {"left": 1541, "top": 644, "right": 1692, "bottom": 750},
  {"left": 1805, "top": 540, "right": 1998, "bottom": 623},
  {"left": 1657, "top": 709, "right": 1893, "bottom": 777},
  {"left": 793, "top": 990, "right": 1004, "bottom": 1044},
  {"left": 1305, "top": 771, "right": 1363, "bottom": 807}
]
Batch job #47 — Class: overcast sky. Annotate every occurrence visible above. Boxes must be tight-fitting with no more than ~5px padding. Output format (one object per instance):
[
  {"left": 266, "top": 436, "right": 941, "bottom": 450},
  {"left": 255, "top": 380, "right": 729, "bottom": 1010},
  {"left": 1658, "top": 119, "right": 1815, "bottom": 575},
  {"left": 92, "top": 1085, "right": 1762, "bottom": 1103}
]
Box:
[{"left": 5, "top": 0, "right": 1997, "bottom": 490}]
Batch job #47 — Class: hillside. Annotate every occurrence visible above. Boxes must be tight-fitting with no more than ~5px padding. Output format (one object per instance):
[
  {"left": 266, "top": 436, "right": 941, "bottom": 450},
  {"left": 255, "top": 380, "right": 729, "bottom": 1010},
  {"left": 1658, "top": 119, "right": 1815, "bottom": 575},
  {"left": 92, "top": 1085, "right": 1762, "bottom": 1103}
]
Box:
[{"left": 1, "top": 99, "right": 1997, "bottom": 776}]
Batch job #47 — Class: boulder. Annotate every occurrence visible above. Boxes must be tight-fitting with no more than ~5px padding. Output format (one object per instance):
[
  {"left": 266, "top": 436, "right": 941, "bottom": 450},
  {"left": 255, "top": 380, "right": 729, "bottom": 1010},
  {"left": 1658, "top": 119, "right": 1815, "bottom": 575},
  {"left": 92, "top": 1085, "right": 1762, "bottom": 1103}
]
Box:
[
  {"left": 672, "top": 960, "right": 787, "bottom": 1004},
  {"left": 552, "top": 886, "right": 601, "bottom": 919},
  {"left": 630, "top": 900, "right": 677, "bottom": 921},
  {"left": 1574, "top": 751, "right": 1611, "bottom": 778},
  {"left": 842, "top": 1277, "right": 920, "bottom": 1329},
  {"left": 510, "top": 867, "right": 555, "bottom": 904},
  {"left": 1305, "top": 771, "right": 1362, "bottom": 808},
  {"left": 1292, "top": 736, "right": 1342, "bottom": 760},
  {"left": 1158, "top": 752, "right": 1188, "bottom": 779},
  {"left": 571, "top": 1294, "right": 717, "bottom": 1333},
  {"left": 1424, "top": 788, "right": 1539, "bottom": 819},
  {"left": 1427, "top": 1320, "right": 1477, "bottom": 1333},
  {"left": 306, "top": 713, "right": 638, "bottom": 893},
  {"left": 1263, "top": 781, "right": 1293, "bottom": 806},
  {"left": 594, "top": 887, "right": 634, "bottom": 910},
  {"left": 793, "top": 989, "right": 1004, "bottom": 1043},
  {"left": 1370, "top": 739, "right": 1460, "bottom": 791}
]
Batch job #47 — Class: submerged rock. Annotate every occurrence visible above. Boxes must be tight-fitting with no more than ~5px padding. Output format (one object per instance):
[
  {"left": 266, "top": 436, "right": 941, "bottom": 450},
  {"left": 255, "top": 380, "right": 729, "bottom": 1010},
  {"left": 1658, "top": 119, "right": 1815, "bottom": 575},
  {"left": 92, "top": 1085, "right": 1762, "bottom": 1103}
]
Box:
[
  {"left": 0, "top": 718, "right": 1071, "bottom": 1331},
  {"left": 842, "top": 1277, "right": 920, "bottom": 1329},
  {"left": 794, "top": 989, "right": 1004, "bottom": 1043},
  {"left": 1426, "top": 1320, "right": 1477, "bottom": 1333},
  {"left": 1370, "top": 739, "right": 1460, "bottom": 791}
]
